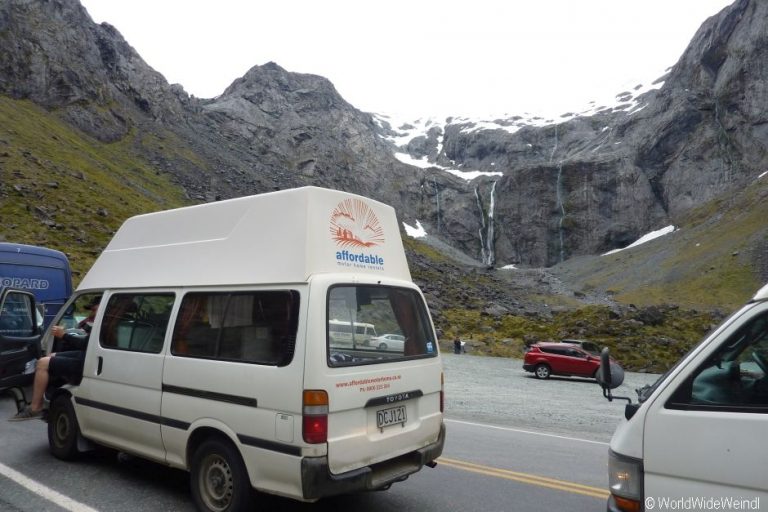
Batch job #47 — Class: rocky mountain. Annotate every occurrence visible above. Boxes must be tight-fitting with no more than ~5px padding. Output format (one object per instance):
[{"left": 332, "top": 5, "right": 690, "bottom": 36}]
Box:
[
  {"left": 383, "top": 0, "right": 766, "bottom": 270},
  {"left": 1, "top": 0, "right": 766, "bottom": 320},
  {"left": 0, "top": 0, "right": 426, "bottom": 203}
]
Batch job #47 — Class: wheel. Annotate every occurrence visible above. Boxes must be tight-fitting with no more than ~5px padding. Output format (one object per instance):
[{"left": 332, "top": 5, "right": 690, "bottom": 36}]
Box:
[
  {"left": 191, "top": 438, "right": 252, "bottom": 512},
  {"left": 378, "top": 343, "right": 388, "bottom": 350},
  {"left": 48, "top": 395, "right": 81, "bottom": 460},
  {"left": 534, "top": 364, "right": 551, "bottom": 379}
]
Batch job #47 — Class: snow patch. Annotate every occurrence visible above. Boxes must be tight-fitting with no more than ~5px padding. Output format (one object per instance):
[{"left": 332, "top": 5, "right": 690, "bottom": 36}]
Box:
[
  {"left": 403, "top": 220, "right": 427, "bottom": 238},
  {"left": 603, "top": 225, "right": 676, "bottom": 256},
  {"left": 393, "top": 152, "right": 502, "bottom": 181}
]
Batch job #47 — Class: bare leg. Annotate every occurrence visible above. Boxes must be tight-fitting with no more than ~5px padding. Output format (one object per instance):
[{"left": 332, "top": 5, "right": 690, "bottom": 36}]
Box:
[{"left": 29, "top": 356, "right": 52, "bottom": 412}]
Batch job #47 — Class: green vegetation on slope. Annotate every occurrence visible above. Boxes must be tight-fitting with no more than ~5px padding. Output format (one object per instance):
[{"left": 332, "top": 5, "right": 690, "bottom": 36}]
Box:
[
  {"left": 0, "top": 98, "right": 191, "bottom": 280},
  {"left": 573, "top": 179, "right": 768, "bottom": 311},
  {"left": 439, "top": 305, "right": 720, "bottom": 373}
]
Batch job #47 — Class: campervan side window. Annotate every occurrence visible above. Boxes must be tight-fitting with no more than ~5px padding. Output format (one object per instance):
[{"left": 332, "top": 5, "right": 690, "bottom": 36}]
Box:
[
  {"left": 171, "top": 290, "right": 299, "bottom": 366},
  {"left": 99, "top": 293, "right": 175, "bottom": 354},
  {"left": 327, "top": 285, "right": 437, "bottom": 367}
]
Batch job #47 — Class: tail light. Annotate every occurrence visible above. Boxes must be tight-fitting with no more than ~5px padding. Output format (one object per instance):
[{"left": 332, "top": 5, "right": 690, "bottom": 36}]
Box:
[{"left": 303, "top": 390, "right": 328, "bottom": 444}]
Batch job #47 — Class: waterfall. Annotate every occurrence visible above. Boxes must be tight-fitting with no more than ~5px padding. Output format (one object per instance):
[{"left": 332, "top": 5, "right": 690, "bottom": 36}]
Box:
[
  {"left": 474, "top": 186, "right": 487, "bottom": 263},
  {"left": 486, "top": 180, "right": 497, "bottom": 266},
  {"left": 433, "top": 177, "right": 442, "bottom": 234},
  {"left": 549, "top": 125, "right": 559, "bottom": 163},
  {"left": 556, "top": 163, "right": 565, "bottom": 263},
  {"left": 475, "top": 181, "right": 498, "bottom": 266}
]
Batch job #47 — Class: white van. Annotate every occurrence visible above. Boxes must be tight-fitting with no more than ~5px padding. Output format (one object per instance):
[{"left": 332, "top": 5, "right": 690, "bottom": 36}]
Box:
[
  {"left": 42, "top": 187, "right": 445, "bottom": 511},
  {"left": 327, "top": 319, "right": 377, "bottom": 348},
  {"left": 599, "top": 283, "right": 768, "bottom": 511}
]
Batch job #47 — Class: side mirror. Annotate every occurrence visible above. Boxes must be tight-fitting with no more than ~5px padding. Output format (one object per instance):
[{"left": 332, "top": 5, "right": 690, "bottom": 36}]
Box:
[{"left": 597, "top": 347, "right": 632, "bottom": 404}]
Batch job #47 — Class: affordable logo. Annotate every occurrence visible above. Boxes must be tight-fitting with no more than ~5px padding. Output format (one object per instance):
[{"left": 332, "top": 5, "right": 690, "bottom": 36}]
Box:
[
  {"left": 329, "top": 198, "right": 384, "bottom": 248},
  {"left": 329, "top": 198, "right": 385, "bottom": 269}
]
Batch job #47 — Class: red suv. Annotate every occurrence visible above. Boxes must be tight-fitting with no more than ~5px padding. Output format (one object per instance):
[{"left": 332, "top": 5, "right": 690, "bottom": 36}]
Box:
[{"left": 523, "top": 342, "right": 602, "bottom": 380}]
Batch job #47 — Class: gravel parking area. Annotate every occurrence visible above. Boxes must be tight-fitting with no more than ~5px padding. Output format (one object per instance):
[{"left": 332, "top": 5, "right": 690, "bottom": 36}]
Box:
[{"left": 442, "top": 353, "right": 659, "bottom": 442}]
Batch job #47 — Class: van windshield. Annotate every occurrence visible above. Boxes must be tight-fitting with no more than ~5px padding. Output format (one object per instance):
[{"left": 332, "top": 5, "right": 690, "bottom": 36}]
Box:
[{"left": 327, "top": 285, "right": 437, "bottom": 367}]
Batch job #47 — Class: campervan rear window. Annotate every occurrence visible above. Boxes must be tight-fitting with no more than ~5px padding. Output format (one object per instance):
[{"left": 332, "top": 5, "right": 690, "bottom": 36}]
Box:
[
  {"left": 327, "top": 285, "right": 437, "bottom": 367},
  {"left": 171, "top": 290, "right": 299, "bottom": 366}
]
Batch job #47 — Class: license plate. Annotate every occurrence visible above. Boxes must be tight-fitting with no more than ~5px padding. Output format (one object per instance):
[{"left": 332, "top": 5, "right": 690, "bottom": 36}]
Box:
[{"left": 377, "top": 405, "right": 407, "bottom": 430}]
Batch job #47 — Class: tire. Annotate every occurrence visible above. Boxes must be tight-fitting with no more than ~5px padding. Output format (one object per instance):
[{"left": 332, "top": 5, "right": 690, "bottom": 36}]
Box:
[
  {"left": 190, "top": 438, "right": 252, "bottom": 512},
  {"left": 48, "top": 395, "right": 81, "bottom": 460},
  {"left": 534, "top": 364, "right": 551, "bottom": 379},
  {"left": 378, "top": 343, "right": 388, "bottom": 350}
]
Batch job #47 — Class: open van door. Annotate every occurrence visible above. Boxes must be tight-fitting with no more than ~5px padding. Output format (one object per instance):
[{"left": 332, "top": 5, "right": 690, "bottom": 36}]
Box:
[{"left": 0, "top": 288, "right": 42, "bottom": 390}]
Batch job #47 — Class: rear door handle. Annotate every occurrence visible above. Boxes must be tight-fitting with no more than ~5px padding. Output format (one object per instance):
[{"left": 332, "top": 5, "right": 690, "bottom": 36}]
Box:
[{"left": 97, "top": 356, "right": 103, "bottom": 375}]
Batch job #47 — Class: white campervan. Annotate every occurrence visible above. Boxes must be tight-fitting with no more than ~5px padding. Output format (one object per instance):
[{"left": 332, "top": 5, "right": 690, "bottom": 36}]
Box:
[
  {"left": 43, "top": 187, "right": 445, "bottom": 511},
  {"left": 599, "top": 283, "right": 768, "bottom": 511},
  {"left": 327, "top": 319, "right": 377, "bottom": 348}
]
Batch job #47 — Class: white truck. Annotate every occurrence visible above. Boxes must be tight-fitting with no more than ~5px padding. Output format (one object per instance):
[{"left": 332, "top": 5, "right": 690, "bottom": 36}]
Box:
[
  {"left": 42, "top": 187, "right": 445, "bottom": 511},
  {"left": 599, "top": 283, "right": 768, "bottom": 511}
]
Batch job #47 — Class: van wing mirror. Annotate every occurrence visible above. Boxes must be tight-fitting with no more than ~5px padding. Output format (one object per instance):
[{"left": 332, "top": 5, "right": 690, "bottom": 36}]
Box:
[
  {"left": 597, "top": 348, "right": 612, "bottom": 388},
  {"left": 597, "top": 347, "right": 625, "bottom": 389},
  {"left": 597, "top": 347, "right": 631, "bottom": 404}
]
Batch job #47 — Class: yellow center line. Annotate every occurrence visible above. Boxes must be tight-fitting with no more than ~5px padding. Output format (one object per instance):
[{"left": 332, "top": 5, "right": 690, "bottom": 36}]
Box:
[{"left": 438, "top": 457, "right": 610, "bottom": 500}]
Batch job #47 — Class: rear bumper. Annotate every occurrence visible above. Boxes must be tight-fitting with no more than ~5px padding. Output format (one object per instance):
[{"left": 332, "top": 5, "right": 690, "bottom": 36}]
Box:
[
  {"left": 522, "top": 364, "right": 535, "bottom": 372},
  {"left": 301, "top": 421, "right": 446, "bottom": 500}
]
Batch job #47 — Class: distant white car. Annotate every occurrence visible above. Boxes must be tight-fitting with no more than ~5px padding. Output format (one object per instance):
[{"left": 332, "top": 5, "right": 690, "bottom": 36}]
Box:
[{"left": 372, "top": 333, "right": 405, "bottom": 351}]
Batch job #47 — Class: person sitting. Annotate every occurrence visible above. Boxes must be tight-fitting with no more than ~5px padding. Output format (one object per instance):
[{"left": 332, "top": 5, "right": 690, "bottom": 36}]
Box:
[{"left": 8, "top": 297, "right": 99, "bottom": 421}]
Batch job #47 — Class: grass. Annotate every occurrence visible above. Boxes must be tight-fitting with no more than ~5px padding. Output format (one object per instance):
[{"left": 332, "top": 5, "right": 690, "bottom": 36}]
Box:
[{"left": 0, "top": 98, "right": 191, "bottom": 281}]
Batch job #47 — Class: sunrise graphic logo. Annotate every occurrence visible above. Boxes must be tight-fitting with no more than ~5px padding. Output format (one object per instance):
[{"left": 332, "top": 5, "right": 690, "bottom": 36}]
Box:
[{"left": 329, "top": 198, "right": 385, "bottom": 248}]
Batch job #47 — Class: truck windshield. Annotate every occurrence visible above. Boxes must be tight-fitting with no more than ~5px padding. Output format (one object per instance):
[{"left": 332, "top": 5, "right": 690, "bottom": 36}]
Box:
[{"left": 327, "top": 285, "right": 437, "bottom": 367}]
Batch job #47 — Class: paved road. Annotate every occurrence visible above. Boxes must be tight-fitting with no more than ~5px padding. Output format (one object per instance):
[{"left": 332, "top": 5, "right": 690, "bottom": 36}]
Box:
[
  {"left": 0, "top": 354, "right": 657, "bottom": 511},
  {"left": 443, "top": 353, "right": 658, "bottom": 442}
]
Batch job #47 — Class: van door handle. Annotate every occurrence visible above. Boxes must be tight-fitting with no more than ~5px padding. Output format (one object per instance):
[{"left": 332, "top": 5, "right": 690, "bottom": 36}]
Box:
[{"left": 97, "top": 356, "right": 103, "bottom": 375}]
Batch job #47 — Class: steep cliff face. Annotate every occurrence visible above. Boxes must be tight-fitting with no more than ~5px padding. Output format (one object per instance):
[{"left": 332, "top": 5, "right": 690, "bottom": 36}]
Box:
[
  {"left": 0, "top": 0, "right": 762, "bottom": 274},
  {"left": 0, "top": 0, "right": 190, "bottom": 141},
  {"left": 0, "top": 0, "right": 426, "bottom": 210},
  {"left": 388, "top": 0, "right": 764, "bottom": 267}
]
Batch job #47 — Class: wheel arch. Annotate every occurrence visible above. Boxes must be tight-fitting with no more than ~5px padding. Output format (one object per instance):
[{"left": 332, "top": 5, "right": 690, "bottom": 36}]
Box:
[{"left": 186, "top": 425, "right": 242, "bottom": 470}]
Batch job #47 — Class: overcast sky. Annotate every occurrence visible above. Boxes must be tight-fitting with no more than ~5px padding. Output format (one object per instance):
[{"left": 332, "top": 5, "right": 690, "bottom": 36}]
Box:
[{"left": 79, "top": 0, "right": 734, "bottom": 120}]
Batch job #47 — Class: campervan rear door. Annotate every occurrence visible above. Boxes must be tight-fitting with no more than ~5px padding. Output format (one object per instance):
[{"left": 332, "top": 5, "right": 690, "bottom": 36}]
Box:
[
  {"left": 324, "top": 357, "right": 443, "bottom": 476},
  {"left": 307, "top": 278, "right": 444, "bottom": 476},
  {"left": 0, "top": 289, "right": 41, "bottom": 389}
]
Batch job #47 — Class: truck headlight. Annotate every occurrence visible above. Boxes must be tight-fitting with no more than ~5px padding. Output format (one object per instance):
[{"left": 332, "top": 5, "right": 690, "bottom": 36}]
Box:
[{"left": 608, "top": 450, "right": 643, "bottom": 512}]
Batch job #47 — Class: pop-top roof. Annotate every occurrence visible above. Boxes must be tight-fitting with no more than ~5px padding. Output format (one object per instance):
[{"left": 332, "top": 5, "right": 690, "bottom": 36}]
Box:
[{"left": 78, "top": 187, "right": 411, "bottom": 290}]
